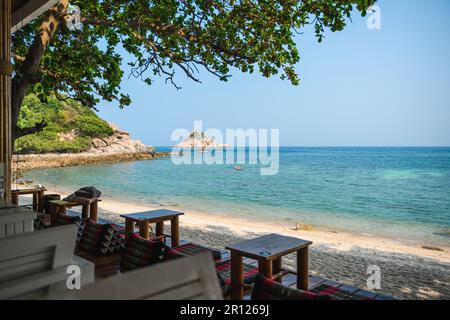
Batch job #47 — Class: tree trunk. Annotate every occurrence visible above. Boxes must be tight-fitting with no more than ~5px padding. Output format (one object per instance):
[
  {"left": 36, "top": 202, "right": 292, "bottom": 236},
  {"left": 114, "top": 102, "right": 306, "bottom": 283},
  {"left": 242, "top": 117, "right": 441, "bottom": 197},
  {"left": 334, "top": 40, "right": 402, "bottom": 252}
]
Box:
[{"left": 11, "top": 0, "right": 68, "bottom": 148}]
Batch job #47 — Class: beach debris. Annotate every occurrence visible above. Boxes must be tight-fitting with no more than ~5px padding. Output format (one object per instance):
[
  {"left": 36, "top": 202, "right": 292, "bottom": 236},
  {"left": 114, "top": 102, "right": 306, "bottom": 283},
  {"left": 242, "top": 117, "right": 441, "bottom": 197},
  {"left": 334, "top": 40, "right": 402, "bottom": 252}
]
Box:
[{"left": 422, "top": 246, "right": 444, "bottom": 252}]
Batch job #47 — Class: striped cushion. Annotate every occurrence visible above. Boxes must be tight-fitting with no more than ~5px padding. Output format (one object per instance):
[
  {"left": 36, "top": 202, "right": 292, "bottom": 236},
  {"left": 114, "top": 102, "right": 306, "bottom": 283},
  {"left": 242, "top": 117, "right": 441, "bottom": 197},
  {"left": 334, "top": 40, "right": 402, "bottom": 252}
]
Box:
[
  {"left": 216, "top": 260, "right": 259, "bottom": 295},
  {"left": 251, "top": 274, "right": 330, "bottom": 300},
  {"left": 310, "top": 283, "right": 375, "bottom": 300},
  {"left": 34, "top": 215, "right": 50, "bottom": 230},
  {"left": 77, "top": 219, "right": 110, "bottom": 254},
  {"left": 165, "top": 243, "right": 222, "bottom": 261},
  {"left": 77, "top": 220, "right": 126, "bottom": 255},
  {"left": 120, "top": 233, "right": 165, "bottom": 271},
  {"left": 54, "top": 214, "right": 81, "bottom": 226}
]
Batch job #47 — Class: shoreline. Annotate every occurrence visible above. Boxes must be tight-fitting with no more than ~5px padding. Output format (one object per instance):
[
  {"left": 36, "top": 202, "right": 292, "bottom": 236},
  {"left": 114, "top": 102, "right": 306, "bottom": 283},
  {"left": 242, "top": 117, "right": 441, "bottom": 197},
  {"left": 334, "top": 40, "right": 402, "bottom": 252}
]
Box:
[{"left": 13, "top": 151, "right": 170, "bottom": 172}]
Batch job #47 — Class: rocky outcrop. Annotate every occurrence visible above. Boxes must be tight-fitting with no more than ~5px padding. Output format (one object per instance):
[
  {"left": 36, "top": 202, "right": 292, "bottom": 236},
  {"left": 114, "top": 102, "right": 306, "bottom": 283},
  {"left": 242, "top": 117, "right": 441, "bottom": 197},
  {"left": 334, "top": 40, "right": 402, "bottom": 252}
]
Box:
[
  {"left": 86, "top": 124, "right": 154, "bottom": 154},
  {"left": 56, "top": 123, "right": 154, "bottom": 154},
  {"left": 58, "top": 129, "right": 78, "bottom": 141},
  {"left": 13, "top": 124, "right": 169, "bottom": 172},
  {"left": 88, "top": 131, "right": 154, "bottom": 154}
]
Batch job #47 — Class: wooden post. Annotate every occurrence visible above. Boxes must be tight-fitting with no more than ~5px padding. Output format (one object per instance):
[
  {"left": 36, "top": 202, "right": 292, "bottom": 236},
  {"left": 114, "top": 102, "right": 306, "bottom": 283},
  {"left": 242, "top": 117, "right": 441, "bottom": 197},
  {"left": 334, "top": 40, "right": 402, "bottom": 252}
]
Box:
[
  {"left": 37, "top": 190, "right": 45, "bottom": 213},
  {"left": 32, "top": 192, "right": 38, "bottom": 211},
  {"left": 230, "top": 251, "right": 244, "bottom": 300},
  {"left": 89, "top": 200, "right": 98, "bottom": 221},
  {"left": 125, "top": 219, "right": 134, "bottom": 240},
  {"left": 49, "top": 202, "right": 57, "bottom": 225},
  {"left": 170, "top": 216, "right": 180, "bottom": 247},
  {"left": 258, "top": 259, "right": 273, "bottom": 279},
  {"left": 0, "top": 0, "right": 12, "bottom": 202},
  {"left": 139, "top": 221, "right": 150, "bottom": 239},
  {"left": 11, "top": 190, "right": 18, "bottom": 205},
  {"left": 273, "top": 257, "right": 282, "bottom": 282},
  {"left": 297, "top": 247, "right": 309, "bottom": 290},
  {"left": 81, "top": 204, "right": 89, "bottom": 219},
  {"left": 156, "top": 221, "right": 164, "bottom": 238}
]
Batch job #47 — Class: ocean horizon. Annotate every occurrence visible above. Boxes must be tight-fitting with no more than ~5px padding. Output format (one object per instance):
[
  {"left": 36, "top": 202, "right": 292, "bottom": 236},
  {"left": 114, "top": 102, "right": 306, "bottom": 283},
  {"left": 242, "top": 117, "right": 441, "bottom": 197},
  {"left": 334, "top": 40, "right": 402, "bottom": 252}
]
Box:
[{"left": 24, "top": 146, "right": 450, "bottom": 246}]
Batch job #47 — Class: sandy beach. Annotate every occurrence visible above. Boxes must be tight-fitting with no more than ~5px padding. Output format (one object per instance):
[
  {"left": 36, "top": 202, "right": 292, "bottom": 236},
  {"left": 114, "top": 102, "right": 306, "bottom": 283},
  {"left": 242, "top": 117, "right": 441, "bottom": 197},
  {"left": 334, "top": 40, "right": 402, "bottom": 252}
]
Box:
[{"left": 34, "top": 188, "right": 450, "bottom": 300}]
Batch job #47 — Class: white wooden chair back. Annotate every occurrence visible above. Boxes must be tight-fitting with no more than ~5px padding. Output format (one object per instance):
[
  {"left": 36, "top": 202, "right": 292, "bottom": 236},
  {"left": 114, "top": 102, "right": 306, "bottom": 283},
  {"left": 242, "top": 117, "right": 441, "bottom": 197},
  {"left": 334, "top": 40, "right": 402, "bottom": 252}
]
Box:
[
  {"left": 0, "top": 224, "right": 77, "bottom": 299},
  {"left": 0, "top": 207, "right": 36, "bottom": 238},
  {"left": 57, "top": 252, "right": 223, "bottom": 300}
]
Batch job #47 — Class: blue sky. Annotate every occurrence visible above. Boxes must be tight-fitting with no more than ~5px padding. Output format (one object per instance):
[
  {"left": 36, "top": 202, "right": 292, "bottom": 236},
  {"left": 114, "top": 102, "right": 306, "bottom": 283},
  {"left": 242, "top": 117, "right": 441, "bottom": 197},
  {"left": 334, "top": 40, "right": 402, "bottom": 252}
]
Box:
[{"left": 97, "top": 0, "right": 450, "bottom": 147}]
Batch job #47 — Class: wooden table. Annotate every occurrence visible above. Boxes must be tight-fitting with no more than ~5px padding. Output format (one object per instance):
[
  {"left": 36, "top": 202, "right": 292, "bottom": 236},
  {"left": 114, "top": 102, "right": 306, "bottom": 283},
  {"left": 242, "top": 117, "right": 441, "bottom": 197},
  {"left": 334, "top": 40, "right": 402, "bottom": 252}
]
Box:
[
  {"left": 49, "top": 199, "right": 100, "bottom": 225},
  {"left": 11, "top": 187, "right": 47, "bottom": 212},
  {"left": 120, "top": 209, "right": 184, "bottom": 246},
  {"left": 226, "top": 233, "right": 313, "bottom": 300}
]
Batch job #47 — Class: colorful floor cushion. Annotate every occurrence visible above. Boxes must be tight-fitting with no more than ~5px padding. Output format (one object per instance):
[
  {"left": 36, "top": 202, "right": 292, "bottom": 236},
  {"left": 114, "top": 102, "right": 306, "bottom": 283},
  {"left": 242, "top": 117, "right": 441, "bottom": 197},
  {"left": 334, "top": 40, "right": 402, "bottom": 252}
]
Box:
[
  {"left": 310, "top": 283, "right": 375, "bottom": 300},
  {"left": 77, "top": 219, "right": 125, "bottom": 255},
  {"left": 54, "top": 213, "right": 81, "bottom": 226},
  {"left": 110, "top": 224, "right": 126, "bottom": 252},
  {"left": 251, "top": 274, "right": 330, "bottom": 300},
  {"left": 120, "top": 233, "right": 165, "bottom": 271},
  {"left": 165, "top": 243, "right": 222, "bottom": 261},
  {"left": 34, "top": 215, "right": 51, "bottom": 230},
  {"left": 215, "top": 259, "right": 259, "bottom": 295}
]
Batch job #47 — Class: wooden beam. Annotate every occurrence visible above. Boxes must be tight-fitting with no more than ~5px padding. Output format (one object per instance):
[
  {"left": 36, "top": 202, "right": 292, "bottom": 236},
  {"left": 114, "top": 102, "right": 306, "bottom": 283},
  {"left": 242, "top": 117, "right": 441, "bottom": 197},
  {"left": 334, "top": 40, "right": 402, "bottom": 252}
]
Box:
[
  {"left": 11, "top": 0, "right": 59, "bottom": 32},
  {"left": 1, "top": 0, "right": 12, "bottom": 201}
]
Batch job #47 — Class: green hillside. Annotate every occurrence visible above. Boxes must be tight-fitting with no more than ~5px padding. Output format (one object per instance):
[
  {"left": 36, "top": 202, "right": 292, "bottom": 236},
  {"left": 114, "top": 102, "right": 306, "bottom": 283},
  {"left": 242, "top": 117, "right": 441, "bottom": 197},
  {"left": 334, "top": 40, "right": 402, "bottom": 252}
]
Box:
[{"left": 15, "top": 95, "right": 114, "bottom": 154}]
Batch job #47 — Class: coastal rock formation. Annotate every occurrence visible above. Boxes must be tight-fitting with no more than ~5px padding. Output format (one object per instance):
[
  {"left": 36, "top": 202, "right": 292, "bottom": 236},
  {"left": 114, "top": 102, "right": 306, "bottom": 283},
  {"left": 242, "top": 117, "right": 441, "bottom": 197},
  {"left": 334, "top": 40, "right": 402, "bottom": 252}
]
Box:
[
  {"left": 14, "top": 152, "right": 169, "bottom": 172},
  {"left": 13, "top": 124, "right": 168, "bottom": 172},
  {"left": 88, "top": 124, "right": 155, "bottom": 154},
  {"left": 176, "top": 131, "right": 228, "bottom": 148}
]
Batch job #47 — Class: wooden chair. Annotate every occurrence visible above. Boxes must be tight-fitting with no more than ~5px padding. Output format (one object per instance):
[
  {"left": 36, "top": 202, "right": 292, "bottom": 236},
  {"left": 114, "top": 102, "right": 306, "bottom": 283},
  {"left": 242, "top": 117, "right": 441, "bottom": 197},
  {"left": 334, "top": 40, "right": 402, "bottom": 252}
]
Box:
[
  {"left": 0, "top": 224, "right": 78, "bottom": 299},
  {"left": 54, "top": 252, "right": 223, "bottom": 300}
]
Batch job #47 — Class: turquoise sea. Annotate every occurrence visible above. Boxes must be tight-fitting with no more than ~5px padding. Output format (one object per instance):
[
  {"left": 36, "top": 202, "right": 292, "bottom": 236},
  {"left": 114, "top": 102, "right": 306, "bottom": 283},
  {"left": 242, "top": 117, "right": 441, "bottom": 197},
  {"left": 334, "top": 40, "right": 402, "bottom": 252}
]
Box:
[{"left": 24, "top": 147, "right": 450, "bottom": 245}]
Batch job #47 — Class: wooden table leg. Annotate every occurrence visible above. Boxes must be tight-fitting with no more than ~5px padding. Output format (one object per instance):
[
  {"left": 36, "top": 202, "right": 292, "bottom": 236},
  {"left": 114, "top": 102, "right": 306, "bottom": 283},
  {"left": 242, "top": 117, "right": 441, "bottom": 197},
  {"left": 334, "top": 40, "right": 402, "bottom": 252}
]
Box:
[
  {"left": 156, "top": 221, "right": 164, "bottom": 238},
  {"left": 273, "top": 257, "right": 282, "bottom": 282},
  {"left": 125, "top": 219, "right": 135, "bottom": 240},
  {"left": 37, "top": 191, "right": 45, "bottom": 213},
  {"left": 11, "top": 192, "right": 19, "bottom": 205},
  {"left": 297, "top": 247, "right": 309, "bottom": 290},
  {"left": 258, "top": 259, "right": 273, "bottom": 279},
  {"left": 139, "top": 221, "right": 150, "bottom": 239},
  {"left": 230, "top": 251, "right": 244, "bottom": 300},
  {"left": 32, "top": 193, "right": 38, "bottom": 211},
  {"left": 171, "top": 216, "right": 180, "bottom": 247},
  {"left": 81, "top": 205, "right": 89, "bottom": 220},
  {"left": 49, "top": 203, "right": 57, "bottom": 226},
  {"left": 90, "top": 201, "right": 98, "bottom": 221}
]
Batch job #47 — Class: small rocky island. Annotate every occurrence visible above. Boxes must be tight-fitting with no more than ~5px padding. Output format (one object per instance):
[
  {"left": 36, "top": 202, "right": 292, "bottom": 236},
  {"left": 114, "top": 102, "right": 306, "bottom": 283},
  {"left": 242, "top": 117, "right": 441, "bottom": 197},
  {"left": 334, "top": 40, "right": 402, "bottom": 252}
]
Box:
[{"left": 176, "top": 131, "right": 229, "bottom": 149}]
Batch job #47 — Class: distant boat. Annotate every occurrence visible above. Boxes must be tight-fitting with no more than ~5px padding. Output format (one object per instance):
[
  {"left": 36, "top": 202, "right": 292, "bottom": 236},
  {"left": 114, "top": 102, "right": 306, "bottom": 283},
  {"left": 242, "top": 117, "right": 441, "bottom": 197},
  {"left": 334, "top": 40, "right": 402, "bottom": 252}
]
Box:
[{"left": 234, "top": 166, "right": 244, "bottom": 171}]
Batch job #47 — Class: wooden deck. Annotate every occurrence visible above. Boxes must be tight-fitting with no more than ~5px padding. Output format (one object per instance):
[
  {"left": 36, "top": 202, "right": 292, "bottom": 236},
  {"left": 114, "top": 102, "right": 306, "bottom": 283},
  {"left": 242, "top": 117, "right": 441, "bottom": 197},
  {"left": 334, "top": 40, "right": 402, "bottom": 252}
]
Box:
[{"left": 73, "top": 215, "right": 396, "bottom": 300}]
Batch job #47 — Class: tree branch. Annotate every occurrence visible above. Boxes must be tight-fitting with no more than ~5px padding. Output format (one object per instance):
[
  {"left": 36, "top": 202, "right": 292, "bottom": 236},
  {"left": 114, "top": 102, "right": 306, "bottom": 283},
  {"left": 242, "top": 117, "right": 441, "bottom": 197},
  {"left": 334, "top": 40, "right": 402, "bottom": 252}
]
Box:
[{"left": 14, "top": 119, "right": 48, "bottom": 140}]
